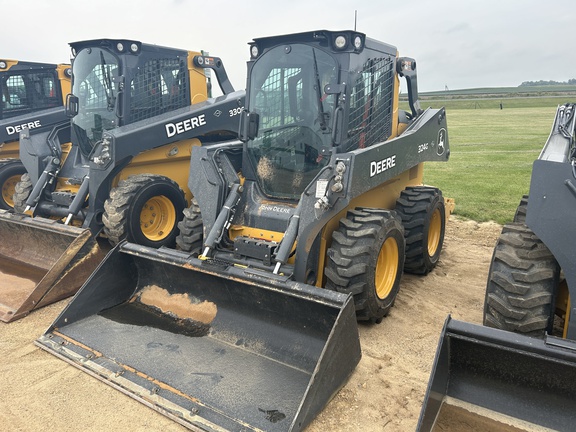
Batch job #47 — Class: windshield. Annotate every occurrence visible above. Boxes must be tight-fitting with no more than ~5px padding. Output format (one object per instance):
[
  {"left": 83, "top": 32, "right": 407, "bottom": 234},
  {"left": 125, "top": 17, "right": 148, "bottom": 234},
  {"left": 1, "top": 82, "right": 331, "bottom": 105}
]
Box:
[
  {"left": 247, "top": 44, "right": 338, "bottom": 200},
  {"left": 71, "top": 48, "right": 120, "bottom": 156}
]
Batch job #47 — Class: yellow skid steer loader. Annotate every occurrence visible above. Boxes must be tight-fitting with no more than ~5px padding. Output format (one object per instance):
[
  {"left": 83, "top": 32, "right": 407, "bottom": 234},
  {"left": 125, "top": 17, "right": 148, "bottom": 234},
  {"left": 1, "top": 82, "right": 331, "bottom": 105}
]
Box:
[
  {"left": 37, "top": 30, "right": 451, "bottom": 431},
  {"left": 0, "top": 39, "right": 244, "bottom": 322},
  {"left": 0, "top": 59, "right": 71, "bottom": 210}
]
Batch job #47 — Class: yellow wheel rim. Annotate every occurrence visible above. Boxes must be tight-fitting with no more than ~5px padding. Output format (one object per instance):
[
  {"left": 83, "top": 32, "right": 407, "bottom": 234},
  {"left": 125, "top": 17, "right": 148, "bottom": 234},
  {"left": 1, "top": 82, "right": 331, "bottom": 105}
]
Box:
[
  {"left": 2, "top": 174, "right": 22, "bottom": 208},
  {"left": 140, "top": 195, "right": 176, "bottom": 242},
  {"left": 428, "top": 208, "right": 442, "bottom": 256},
  {"left": 375, "top": 237, "right": 399, "bottom": 300}
]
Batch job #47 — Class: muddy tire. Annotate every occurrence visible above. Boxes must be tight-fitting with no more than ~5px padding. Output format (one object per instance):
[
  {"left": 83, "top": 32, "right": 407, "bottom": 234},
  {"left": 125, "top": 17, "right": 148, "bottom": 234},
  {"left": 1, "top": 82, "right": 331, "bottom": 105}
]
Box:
[
  {"left": 395, "top": 186, "right": 445, "bottom": 275},
  {"left": 103, "top": 174, "right": 186, "bottom": 248},
  {"left": 175, "top": 198, "right": 203, "bottom": 255},
  {"left": 513, "top": 195, "right": 529, "bottom": 224},
  {"left": 325, "top": 208, "right": 405, "bottom": 323},
  {"left": 0, "top": 160, "right": 26, "bottom": 211},
  {"left": 12, "top": 172, "right": 33, "bottom": 213},
  {"left": 484, "top": 223, "right": 560, "bottom": 336}
]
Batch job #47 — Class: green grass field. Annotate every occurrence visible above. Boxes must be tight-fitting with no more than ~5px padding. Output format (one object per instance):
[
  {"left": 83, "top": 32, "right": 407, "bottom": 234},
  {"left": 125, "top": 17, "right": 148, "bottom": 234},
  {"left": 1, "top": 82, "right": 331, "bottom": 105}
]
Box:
[{"left": 415, "top": 96, "right": 569, "bottom": 224}]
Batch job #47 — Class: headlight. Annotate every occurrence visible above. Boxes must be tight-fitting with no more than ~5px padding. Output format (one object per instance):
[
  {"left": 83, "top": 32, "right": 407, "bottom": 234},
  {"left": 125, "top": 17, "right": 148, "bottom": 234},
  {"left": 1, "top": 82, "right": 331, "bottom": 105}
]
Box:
[{"left": 334, "top": 35, "right": 347, "bottom": 49}]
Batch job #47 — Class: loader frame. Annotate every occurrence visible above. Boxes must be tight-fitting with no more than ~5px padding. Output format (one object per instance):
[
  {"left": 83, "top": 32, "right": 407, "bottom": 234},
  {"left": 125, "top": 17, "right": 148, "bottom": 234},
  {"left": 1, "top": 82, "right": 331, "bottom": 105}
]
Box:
[
  {"left": 191, "top": 30, "right": 449, "bottom": 284},
  {"left": 525, "top": 103, "right": 576, "bottom": 338}
]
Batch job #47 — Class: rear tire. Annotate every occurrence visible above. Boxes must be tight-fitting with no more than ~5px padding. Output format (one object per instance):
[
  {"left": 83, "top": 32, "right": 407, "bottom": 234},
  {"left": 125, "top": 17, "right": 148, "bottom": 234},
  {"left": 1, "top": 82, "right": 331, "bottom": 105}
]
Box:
[
  {"left": 484, "top": 223, "right": 559, "bottom": 336},
  {"left": 395, "top": 186, "right": 445, "bottom": 274},
  {"left": 103, "top": 174, "right": 186, "bottom": 248},
  {"left": 0, "top": 160, "right": 26, "bottom": 211},
  {"left": 325, "top": 208, "right": 405, "bottom": 323},
  {"left": 513, "top": 195, "right": 529, "bottom": 223},
  {"left": 12, "top": 172, "right": 33, "bottom": 213},
  {"left": 175, "top": 198, "right": 203, "bottom": 255}
]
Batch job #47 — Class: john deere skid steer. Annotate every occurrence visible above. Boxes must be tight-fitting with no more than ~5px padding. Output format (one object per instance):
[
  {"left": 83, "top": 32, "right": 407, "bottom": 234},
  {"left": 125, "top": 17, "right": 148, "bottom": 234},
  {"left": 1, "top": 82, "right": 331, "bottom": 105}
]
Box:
[
  {"left": 37, "top": 30, "right": 450, "bottom": 431},
  {"left": 418, "top": 104, "right": 576, "bottom": 431},
  {"left": 0, "top": 59, "right": 71, "bottom": 209},
  {"left": 0, "top": 39, "right": 245, "bottom": 322}
]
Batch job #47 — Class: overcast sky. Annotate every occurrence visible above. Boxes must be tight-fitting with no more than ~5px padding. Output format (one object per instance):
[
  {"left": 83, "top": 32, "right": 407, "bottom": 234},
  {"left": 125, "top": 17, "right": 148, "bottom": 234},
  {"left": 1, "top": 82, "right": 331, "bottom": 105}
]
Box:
[{"left": 2, "top": 0, "right": 574, "bottom": 92}]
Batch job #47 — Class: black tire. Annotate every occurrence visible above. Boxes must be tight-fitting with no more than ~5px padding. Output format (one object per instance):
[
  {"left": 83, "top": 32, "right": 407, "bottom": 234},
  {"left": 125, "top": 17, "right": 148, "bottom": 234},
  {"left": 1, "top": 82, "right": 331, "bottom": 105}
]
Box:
[
  {"left": 325, "top": 208, "right": 405, "bottom": 323},
  {"left": 395, "top": 186, "right": 445, "bottom": 275},
  {"left": 484, "top": 223, "right": 560, "bottom": 336},
  {"left": 513, "top": 195, "right": 529, "bottom": 224},
  {"left": 12, "top": 172, "right": 33, "bottom": 213},
  {"left": 0, "top": 160, "right": 26, "bottom": 211},
  {"left": 175, "top": 198, "right": 203, "bottom": 255},
  {"left": 103, "top": 174, "right": 187, "bottom": 248}
]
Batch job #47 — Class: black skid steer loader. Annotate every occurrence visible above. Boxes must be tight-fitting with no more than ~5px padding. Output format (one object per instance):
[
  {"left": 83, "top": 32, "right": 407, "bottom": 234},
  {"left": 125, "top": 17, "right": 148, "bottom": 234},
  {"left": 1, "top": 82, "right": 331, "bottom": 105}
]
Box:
[
  {"left": 37, "top": 30, "right": 450, "bottom": 431},
  {"left": 0, "top": 39, "right": 245, "bottom": 322},
  {"left": 418, "top": 104, "right": 576, "bottom": 431},
  {"left": 0, "top": 59, "right": 71, "bottom": 209}
]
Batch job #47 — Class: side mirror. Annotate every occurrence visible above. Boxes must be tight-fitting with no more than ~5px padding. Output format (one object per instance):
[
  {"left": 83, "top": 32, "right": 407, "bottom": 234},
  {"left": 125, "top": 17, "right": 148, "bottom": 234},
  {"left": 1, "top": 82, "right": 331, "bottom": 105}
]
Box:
[
  {"left": 239, "top": 110, "right": 260, "bottom": 142},
  {"left": 66, "top": 94, "right": 79, "bottom": 118}
]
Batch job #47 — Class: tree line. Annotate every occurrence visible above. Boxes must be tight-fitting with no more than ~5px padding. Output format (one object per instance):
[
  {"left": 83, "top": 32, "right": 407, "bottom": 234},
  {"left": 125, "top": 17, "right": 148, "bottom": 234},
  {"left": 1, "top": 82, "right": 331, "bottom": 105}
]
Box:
[{"left": 520, "top": 79, "right": 576, "bottom": 86}]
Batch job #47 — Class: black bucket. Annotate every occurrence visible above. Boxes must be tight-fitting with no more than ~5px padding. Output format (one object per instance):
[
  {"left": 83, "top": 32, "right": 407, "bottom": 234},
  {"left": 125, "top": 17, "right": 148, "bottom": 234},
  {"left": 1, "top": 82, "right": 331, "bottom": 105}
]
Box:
[
  {"left": 418, "top": 316, "right": 576, "bottom": 431},
  {"left": 0, "top": 211, "right": 104, "bottom": 322},
  {"left": 37, "top": 242, "right": 361, "bottom": 431}
]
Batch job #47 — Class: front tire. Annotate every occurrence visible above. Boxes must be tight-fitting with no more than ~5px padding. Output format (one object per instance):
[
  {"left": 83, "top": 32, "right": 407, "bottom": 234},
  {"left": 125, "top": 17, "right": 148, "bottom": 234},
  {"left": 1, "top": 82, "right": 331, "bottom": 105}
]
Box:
[
  {"left": 103, "top": 174, "right": 187, "bottom": 248},
  {"left": 0, "top": 160, "right": 26, "bottom": 210},
  {"left": 325, "top": 208, "right": 405, "bottom": 323},
  {"left": 484, "top": 223, "right": 560, "bottom": 336},
  {"left": 395, "top": 186, "right": 446, "bottom": 275},
  {"left": 175, "top": 198, "right": 203, "bottom": 255}
]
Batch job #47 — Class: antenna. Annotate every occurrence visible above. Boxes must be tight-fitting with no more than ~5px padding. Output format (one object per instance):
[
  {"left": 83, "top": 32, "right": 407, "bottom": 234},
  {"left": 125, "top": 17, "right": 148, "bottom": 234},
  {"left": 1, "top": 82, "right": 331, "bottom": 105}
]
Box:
[{"left": 354, "top": 10, "right": 357, "bottom": 31}]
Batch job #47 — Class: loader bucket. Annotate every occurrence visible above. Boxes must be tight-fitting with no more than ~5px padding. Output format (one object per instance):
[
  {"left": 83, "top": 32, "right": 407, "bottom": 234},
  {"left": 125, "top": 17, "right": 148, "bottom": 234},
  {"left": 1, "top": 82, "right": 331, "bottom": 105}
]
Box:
[
  {"left": 0, "top": 211, "right": 105, "bottom": 322},
  {"left": 418, "top": 316, "right": 576, "bottom": 432},
  {"left": 36, "top": 242, "right": 361, "bottom": 432}
]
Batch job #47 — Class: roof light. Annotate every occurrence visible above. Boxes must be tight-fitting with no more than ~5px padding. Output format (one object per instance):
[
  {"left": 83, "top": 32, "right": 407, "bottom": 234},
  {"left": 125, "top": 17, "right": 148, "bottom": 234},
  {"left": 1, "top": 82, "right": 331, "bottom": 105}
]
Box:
[
  {"left": 334, "top": 35, "right": 347, "bottom": 49},
  {"left": 130, "top": 43, "right": 139, "bottom": 53},
  {"left": 0, "top": 61, "right": 6, "bottom": 69},
  {"left": 116, "top": 42, "right": 124, "bottom": 52},
  {"left": 250, "top": 44, "right": 259, "bottom": 58},
  {"left": 354, "top": 36, "right": 363, "bottom": 50}
]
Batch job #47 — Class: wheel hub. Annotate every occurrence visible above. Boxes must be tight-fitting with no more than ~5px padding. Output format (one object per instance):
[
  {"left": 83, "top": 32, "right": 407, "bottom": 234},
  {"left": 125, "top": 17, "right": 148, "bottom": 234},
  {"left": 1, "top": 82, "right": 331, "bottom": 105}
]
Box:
[
  {"left": 428, "top": 208, "right": 442, "bottom": 256},
  {"left": 2, "top": 174, "right": 22, "bottom": 207},
  {"left": 140, "top": 195, "right": 176, "bottom": 241},
  {"left": 375, "top": 237, "right": 399, "bottom": 300}
]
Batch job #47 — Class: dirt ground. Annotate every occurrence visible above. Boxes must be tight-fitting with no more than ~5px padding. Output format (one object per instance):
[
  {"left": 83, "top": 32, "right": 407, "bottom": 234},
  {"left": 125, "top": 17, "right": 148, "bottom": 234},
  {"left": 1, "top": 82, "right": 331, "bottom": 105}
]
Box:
[{"left": 0, "top": 217, "right": 503, "bottom": 432}]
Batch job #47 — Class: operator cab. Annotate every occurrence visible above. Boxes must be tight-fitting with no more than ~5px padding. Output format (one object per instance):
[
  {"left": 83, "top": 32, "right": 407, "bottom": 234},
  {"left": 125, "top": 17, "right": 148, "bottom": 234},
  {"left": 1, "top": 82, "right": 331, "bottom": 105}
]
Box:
[
  {"left": 68, "top": 40, "right": 199, "bottom": 157},
  {"left": 241, "top": 30, "right": 398, "bottom": 201}
]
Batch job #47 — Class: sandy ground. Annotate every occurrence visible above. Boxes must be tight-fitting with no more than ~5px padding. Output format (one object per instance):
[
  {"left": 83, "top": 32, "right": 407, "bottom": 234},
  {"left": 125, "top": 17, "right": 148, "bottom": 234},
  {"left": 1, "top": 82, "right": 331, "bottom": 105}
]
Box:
[{"left": 0, "top": 217, "right": 503, "bottom": 432}]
